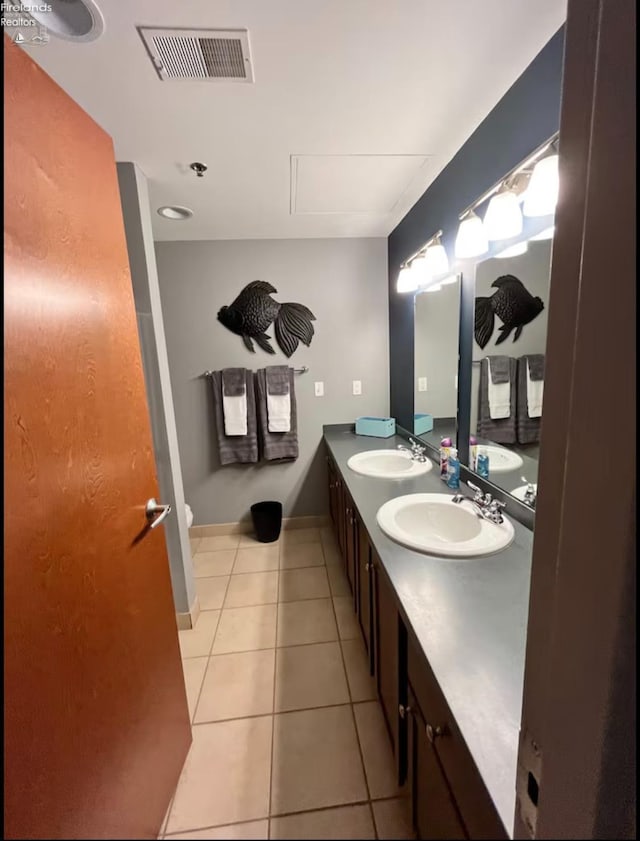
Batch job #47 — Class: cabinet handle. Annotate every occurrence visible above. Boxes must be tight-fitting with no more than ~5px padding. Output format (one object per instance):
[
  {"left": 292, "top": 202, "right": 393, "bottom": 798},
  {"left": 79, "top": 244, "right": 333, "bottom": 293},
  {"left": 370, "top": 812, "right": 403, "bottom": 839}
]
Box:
[
  {"left": 365, "top": 562, "right": 371, "bottom": 572},
  {"left": 399, "top": 704, "right": 412, "bottom": 719},
  {"left": 426, "top": 723, "right": 445, "bottom": 743}
]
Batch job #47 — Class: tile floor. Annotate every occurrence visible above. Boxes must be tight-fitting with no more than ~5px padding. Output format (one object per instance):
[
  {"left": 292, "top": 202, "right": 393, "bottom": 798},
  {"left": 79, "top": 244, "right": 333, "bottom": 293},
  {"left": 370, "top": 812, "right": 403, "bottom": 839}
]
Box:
[{"left": 162, "top": 526, "right": 414, "bottom": 840}]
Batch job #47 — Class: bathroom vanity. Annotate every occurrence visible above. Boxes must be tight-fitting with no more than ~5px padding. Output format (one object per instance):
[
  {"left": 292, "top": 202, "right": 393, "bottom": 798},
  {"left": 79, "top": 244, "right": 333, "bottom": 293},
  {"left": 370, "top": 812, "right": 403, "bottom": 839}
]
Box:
[{"left": 324, "top": 424, "right": 535, "bottom": 840}]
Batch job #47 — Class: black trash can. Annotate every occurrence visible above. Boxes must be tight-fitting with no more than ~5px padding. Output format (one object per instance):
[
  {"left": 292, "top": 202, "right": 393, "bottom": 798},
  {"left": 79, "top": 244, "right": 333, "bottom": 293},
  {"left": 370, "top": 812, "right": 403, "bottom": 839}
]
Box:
[{"left": 250, "top": 501, "right": 283, "bottom": 543}]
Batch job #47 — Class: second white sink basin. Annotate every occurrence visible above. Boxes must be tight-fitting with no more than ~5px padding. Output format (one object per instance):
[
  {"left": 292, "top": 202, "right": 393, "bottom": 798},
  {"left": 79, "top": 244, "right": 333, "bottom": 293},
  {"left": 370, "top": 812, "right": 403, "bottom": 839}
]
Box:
[
  {"left": 347, "top": 449, "right": 433, "bottom": 479},
  {"left": 511, "top": 483, "right": 537, "bottom": 503},
  {"left": 376, "top": 493, "right": 514, "bottom": 558},
  {"left": 476, "top": 445, "right": 523, "bottom": 474}
]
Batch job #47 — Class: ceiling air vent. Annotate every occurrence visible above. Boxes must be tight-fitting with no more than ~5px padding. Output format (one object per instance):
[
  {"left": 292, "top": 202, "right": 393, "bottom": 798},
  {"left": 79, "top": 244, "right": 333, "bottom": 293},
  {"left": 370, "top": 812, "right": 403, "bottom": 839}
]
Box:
[{"left": 138, "top": 28, "right": 254, "bottom": 82}]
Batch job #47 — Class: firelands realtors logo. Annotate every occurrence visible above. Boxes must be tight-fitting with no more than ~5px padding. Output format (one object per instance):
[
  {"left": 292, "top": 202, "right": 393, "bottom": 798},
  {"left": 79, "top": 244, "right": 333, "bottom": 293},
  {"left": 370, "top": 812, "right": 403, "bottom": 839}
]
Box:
[{"left": 2, "top": 2, "right": 51, "bottom": 44}]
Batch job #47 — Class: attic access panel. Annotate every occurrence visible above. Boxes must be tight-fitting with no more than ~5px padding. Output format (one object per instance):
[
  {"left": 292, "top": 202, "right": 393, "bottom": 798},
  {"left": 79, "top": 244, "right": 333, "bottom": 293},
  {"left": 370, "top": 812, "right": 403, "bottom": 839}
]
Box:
[{"left": 138, "top": 27, "right": 254, "bottom": 82}]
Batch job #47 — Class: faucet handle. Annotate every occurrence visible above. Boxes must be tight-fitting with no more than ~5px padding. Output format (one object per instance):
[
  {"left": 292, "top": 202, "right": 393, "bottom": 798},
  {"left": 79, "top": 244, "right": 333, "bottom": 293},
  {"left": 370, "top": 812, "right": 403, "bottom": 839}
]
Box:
[
  {"left": 409, "top": 437, "right": 425, "bottom": 453},
  {"left": 467, "top": 480, "right": 485, "bottom": 502}
]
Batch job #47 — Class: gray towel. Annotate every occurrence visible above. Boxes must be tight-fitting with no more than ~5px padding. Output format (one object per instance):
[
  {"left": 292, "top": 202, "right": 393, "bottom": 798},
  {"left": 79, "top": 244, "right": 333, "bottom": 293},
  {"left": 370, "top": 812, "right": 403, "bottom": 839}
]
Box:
[
  {"left": 221, "top": 367, "right": 246, "bottom": 396},
  {"left": 265, "top": 365, "right": 290, "bottom": 396},
  {"left": 516, "top": 355, "right": 544, "bottom": 444},
  {"left": 526, "top": 354, "right": 545, "bottom": 382},
  {"left": 211, "top": 370, "right": 259, "bottom": 464},
  {"left": 256, "top": 368, "right": 299, "bottom": 461},
  {"left": 486, "top": 355, "right": 511, "bottom": 384},
  {"left": 477, "top": 357, "right": 517, "bottom": 444}
]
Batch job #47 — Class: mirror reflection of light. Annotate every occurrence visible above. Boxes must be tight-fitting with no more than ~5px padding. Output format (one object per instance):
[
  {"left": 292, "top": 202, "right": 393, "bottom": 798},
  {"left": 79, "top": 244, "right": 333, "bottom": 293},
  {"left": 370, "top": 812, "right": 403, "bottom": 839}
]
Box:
[
  {"left": 495, "top": 241, "right": 528, "bottom": 259},
  {"left": 425, "top": 283, "right": 443, "bottom": 293},
  {"left": 440, "top": 274, "right": 459, "bottom": 285},
  {"left": 529, "top": 226, "right": 554, "bottom": 241},
  {"left": 523, "top": 154, "right": 559, "bottom": 217}
]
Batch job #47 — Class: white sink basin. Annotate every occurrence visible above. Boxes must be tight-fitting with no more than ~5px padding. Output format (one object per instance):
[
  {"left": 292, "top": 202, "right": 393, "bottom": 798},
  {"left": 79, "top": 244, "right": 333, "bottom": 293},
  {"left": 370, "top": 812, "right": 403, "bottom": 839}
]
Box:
[
  {"left": 347, "top": 449, "right": 433, "bottom": 479},
  {"left": 511, "top": 483, "right": 537, "bottom": 503},
  {"left": 476, "top": 445, "right": 523, "bottom": 474},
  {"left": 376, "top": 493, "right": 514, "bottom": 558}
]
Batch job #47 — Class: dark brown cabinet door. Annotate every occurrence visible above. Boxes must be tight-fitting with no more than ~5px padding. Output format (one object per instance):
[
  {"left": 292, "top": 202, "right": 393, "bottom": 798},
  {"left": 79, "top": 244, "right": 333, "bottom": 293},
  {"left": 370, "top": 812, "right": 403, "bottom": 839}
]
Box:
[
  {"left": 373, "top": 552, "right": 399, "bottom": 755},
  {"left": 327, "top": 456, "right": 339, "bottom": 534},
  {"left": 407, "top": 687, "right": 468, "bottom": 840},
  {"left": 356, "top": 519, "right": 373, "bottom": 670},
  {"left": 344, "top": 491, "right": 357, "bottom": 598}
]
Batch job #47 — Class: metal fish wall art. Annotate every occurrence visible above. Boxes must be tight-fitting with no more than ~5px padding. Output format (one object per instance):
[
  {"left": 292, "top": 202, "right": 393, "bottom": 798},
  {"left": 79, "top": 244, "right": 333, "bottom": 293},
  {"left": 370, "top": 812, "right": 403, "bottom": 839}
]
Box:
[
  {"left": 217, "top": 281, "right": 316, "bottom": 357},
  {"left": 474, "top": 274, "right": 544, "bottom": 349}
]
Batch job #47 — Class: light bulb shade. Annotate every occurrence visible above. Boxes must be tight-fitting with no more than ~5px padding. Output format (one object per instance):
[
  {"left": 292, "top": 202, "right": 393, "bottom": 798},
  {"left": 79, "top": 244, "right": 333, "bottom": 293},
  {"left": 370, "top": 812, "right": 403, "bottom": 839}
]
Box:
[
  {"left": 523, "top": 154, "right": 559, "bottom": 217},
  {"left": 408, "top": 255, "right": 431, "bottom": 287},
  {"left": 397, "top": 265, "right": 418, "bottom": 293},
  {"left": 424, "top": 242, "right": 450, "bottom": 277},
  {"left": 483, "top": 189, "right": 523, "bottom": 240},
  {"left": 425, "top": 283, "right": 442, "bottom": 293},
  {"left": 454, "top": 212, "right": 488, "bottom": 259},
  {"left": 529, "top": 225, "right": 554, "bottom": 241},
  {"left": 495, "top": 241, "right": 528, "bottom": 259}
]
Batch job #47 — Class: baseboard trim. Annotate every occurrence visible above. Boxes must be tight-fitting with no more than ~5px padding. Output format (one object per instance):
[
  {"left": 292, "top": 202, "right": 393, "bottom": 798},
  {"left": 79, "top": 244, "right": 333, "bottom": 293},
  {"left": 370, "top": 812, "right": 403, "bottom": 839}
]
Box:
[
  {"left": 176, "top": 594, "right": 201, "bottom": 631},
  {"left": 189, "top": 514, "right": 329, "bottom": 539}
]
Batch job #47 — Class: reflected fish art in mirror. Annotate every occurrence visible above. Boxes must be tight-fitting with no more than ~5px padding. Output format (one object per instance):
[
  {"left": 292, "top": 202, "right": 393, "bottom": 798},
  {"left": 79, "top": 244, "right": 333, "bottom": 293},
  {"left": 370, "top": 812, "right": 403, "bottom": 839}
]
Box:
[
  {"left": 218, "top": 281, "right": 316, "bottom": 357},
  {"left": 474, "top": 275, "right": 544, "bottom": 349}
]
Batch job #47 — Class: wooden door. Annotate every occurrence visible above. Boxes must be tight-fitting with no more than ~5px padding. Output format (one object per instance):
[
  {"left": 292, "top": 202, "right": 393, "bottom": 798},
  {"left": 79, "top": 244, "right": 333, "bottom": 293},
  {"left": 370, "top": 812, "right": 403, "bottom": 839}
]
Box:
[{"left": 3, "top": 38, "right": 191, "bottom": 840}]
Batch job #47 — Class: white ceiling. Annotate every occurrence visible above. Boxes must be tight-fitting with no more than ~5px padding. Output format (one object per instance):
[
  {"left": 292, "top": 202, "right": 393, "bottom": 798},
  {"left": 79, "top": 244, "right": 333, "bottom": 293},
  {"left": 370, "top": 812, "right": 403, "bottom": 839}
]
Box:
[{"left": 22, "top": 0, "right": 566, "bottom": 241}]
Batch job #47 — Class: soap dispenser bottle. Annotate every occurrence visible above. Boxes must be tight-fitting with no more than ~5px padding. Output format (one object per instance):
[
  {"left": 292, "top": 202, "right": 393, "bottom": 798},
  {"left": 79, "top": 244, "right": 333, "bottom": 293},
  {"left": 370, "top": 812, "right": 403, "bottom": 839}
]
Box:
[
  {"left": 446, "top": 447, "right": 460, "bottom": 490},
  {"left": 476, "top": 449, "right": 490, "bottom": 479}
]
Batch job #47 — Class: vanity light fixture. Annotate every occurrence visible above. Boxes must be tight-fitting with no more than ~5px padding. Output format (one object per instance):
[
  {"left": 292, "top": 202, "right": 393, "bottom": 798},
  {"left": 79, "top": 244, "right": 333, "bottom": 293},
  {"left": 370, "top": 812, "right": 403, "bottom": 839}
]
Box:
[
  {"left": 424, "top": 230, "right": 450, "bottom": 277},
  {"left": 157, "top": 205, "right": 194, "bottom": 220},
  {"left": 523, "top": 154, "right": 559, "bottom": 217},
  {"left": 408, "top": 254, "right": 430, "bottom": 287},
  {"left": 454, "top": 211, "right": 489, "bottom": 259},
  {"left": 483, "top": 183, "right": 523, "bottom": 241},
  {"left": 397, "top": 265, "right": 419, "bottom": 293},
  {"left": 495, "top": 241, "right": 528, "bottom": 259},
  {"left": 425, "top": 282, "right": 443, "bottom": 293},
  {"left": 529, "top": 225, "right": 555, "bottom": 241}
]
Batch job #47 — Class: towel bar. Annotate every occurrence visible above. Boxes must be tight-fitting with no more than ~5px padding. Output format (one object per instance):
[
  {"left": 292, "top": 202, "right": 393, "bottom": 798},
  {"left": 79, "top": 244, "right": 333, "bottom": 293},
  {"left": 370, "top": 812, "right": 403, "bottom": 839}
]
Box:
[{"left": 203, "top": 366, "right": 308, "bottom": 377}]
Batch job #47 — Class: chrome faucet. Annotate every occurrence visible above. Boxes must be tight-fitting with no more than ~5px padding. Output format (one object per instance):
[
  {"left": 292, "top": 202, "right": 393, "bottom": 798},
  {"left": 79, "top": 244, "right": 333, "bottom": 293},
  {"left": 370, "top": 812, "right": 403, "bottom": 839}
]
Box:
[
  {"left": 452, "top": 481, "right": 507, "bottom": 524},
  {"left": 521, "top": 477, "right": 537, "bottom": 508},
  {"left": 397, "top": 437, "right": 428, "bottom": 463}
]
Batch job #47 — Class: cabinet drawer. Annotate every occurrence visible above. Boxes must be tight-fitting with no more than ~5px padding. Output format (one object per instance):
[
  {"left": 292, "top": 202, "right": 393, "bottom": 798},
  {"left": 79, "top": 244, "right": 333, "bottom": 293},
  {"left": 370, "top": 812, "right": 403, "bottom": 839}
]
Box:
[{"left": 407, "top": 639, "right": 507, "bottom": 840}]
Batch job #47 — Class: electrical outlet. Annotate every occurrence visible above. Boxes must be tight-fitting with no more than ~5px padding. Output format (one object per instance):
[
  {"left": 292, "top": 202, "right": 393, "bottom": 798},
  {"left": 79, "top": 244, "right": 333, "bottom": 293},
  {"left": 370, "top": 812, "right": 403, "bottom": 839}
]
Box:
[
  {"left": 418, "top": 377, "right": 427, "bottom": 392},
  {"left": 352, "top": 380, "right": 362, "bottom": 395},
  {"left": 314, "top": 381, "right": 324, "bottom": 397}
]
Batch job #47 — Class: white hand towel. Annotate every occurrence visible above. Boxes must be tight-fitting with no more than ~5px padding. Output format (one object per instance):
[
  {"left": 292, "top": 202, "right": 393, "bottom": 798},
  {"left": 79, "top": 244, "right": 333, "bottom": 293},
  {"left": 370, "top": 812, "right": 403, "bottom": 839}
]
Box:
[
  {"left": 222, "top": 390, "right": 247, "bottom": 436},
  {"left": 526, "top": 361, "right": 544, "bottom": 418},
  {"left": 488, "top": 359, "right": 511, "bottom": 419},
  {"left": 267, "top": 391, "right": 291, "bottom": 433}
]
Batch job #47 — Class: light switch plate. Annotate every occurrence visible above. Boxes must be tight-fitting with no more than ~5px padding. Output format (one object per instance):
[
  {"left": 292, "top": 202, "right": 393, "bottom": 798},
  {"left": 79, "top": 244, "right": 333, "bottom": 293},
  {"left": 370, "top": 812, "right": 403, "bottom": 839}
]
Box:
[
  {"left": 418, "top": 377, "right": 427, "bottom": 392},
  {"left": 352, "top": 380, "right": 362, "bottom": 395},
  {"left": 314, "top": 381, "right": 324, "bottom": 397}
]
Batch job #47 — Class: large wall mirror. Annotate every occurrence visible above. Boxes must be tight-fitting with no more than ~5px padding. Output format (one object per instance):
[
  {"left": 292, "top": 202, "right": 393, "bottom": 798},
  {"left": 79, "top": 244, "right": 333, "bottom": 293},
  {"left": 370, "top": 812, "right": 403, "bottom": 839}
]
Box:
[
  {"left": 413, "top": 274, "right": 461, "bottom": 448},
  {"left": 467, "top": 234, "right": 552, "bottom": 507}
]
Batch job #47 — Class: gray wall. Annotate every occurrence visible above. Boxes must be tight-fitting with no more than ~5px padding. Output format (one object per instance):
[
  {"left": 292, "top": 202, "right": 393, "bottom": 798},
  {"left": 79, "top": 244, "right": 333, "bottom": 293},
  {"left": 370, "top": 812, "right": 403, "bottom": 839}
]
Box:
[
  {"left": 470, "top": 238, "right": 552, "bottom": 433},
  {"left": 155, "top": 238, "right": 389, "bottom": 525},
  {"left": 414, "top": 278, "right": 461, "bottom": 419},
  {"left": 117, "top": 163, "right": 195, "bottom": 615}
]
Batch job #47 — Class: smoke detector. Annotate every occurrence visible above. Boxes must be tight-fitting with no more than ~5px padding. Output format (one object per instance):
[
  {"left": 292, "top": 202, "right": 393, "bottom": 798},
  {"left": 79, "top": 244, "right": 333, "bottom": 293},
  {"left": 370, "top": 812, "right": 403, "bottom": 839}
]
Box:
[{"left": 138, "top": 27, "right": 254, "bottom": 82}]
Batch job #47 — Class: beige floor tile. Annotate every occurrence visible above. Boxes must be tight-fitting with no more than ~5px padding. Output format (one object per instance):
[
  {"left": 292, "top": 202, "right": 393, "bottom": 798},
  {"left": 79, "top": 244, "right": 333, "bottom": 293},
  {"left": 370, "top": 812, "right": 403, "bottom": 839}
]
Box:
[
  {"left": 278, "top": 567, "right": 330, "bottom": 602},
  {"left": 327, "top": 564, "right": 351, "bottom": 597},
  {"left": 179, "top": 610, "right": 220, "bottom": 659},
  {"left": 270, "top": 705, "right": 368, "bottom": 815},
  {"left": 193, "top": 550, "right": 236, "bottom": 578},
  {"left": 166, "top": 820, "right": 268, "bottom": 839},
  {"left": 189, "top": 537, "right": 202, "bottom": 555},
  {"left": 319, "top": 525, "right": 335, "bottom": 543},
  {"left": 225, "top": 571, "right": 279, "bottom": 608},
  {"left": 234, "top": 545, "right": 280, "bottom": 574},
  {"left": 276, "top": 598, "right": 338, "bottom": 647},
  {"left": 371, "top": 797, "right": 415, "bottom": 840},
  {"left": 281, "top": 527, "right": 320, "bottom": 546},
  {"left": 270, "top": 804, "right": 375, "bottom": 839},
  {"left": 166, "top": 717, "right": 272, "bottom": 833},
  {"left": 341, "top": 638, "right": 377, "bottom": 702},
  {"left": 199, "top": 535, "right": 241, "bottom": 552},
  {"left": 279, "top": 542, "right": 325, "bottom": 570},
  {"left": 238, "top": 533, "right": 279, "bottom": 548},
  {"left": 195, "top": 649, "right": 275, "bottom": 723},
  {"left": 321, "top": 537, "right": 342, "bottom": 566},
  {"left": 333, "top": 596, "right": 360, "bottom": 640},
  {"left": 353, "top": 702, "right": 403, "bottom": 799},
  {"left": 197, "top": 576, "right": 230, "bottom": 610},
  {"left": 182, "top": 657, "right": 208, "bottom": 721},
  {"left": 274, "top": 642, "right": 349, "bottom": 712},
  {"left": 213, "top": 604, "right": 277, "bottom": 654}
]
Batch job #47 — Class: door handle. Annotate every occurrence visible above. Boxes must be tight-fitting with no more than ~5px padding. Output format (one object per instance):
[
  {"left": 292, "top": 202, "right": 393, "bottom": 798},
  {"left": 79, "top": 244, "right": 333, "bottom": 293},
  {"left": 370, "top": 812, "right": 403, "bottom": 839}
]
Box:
[{"left": 145, "top": 498, "right": 172, "bottom": 529}]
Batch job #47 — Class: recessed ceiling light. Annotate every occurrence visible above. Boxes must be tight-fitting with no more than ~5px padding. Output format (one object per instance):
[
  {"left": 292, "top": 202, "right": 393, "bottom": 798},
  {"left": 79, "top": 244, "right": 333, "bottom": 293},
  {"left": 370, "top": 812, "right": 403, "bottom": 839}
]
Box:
[
  {"left": 157, "top": 206, "right": 193, "bottom": 221},
  {"left": 25, "top": 0, "right": 105, "bottom": 43}
]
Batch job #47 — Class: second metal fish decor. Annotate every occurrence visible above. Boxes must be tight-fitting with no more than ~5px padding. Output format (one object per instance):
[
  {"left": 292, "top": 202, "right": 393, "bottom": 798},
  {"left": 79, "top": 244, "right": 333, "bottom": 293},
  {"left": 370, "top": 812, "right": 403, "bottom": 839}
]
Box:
[
  {"left": 474, "top": 274, "right": 544, "bottom": 349},
  {"left": 217, "top": 281, "right": 316, "bottom": 357}
]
